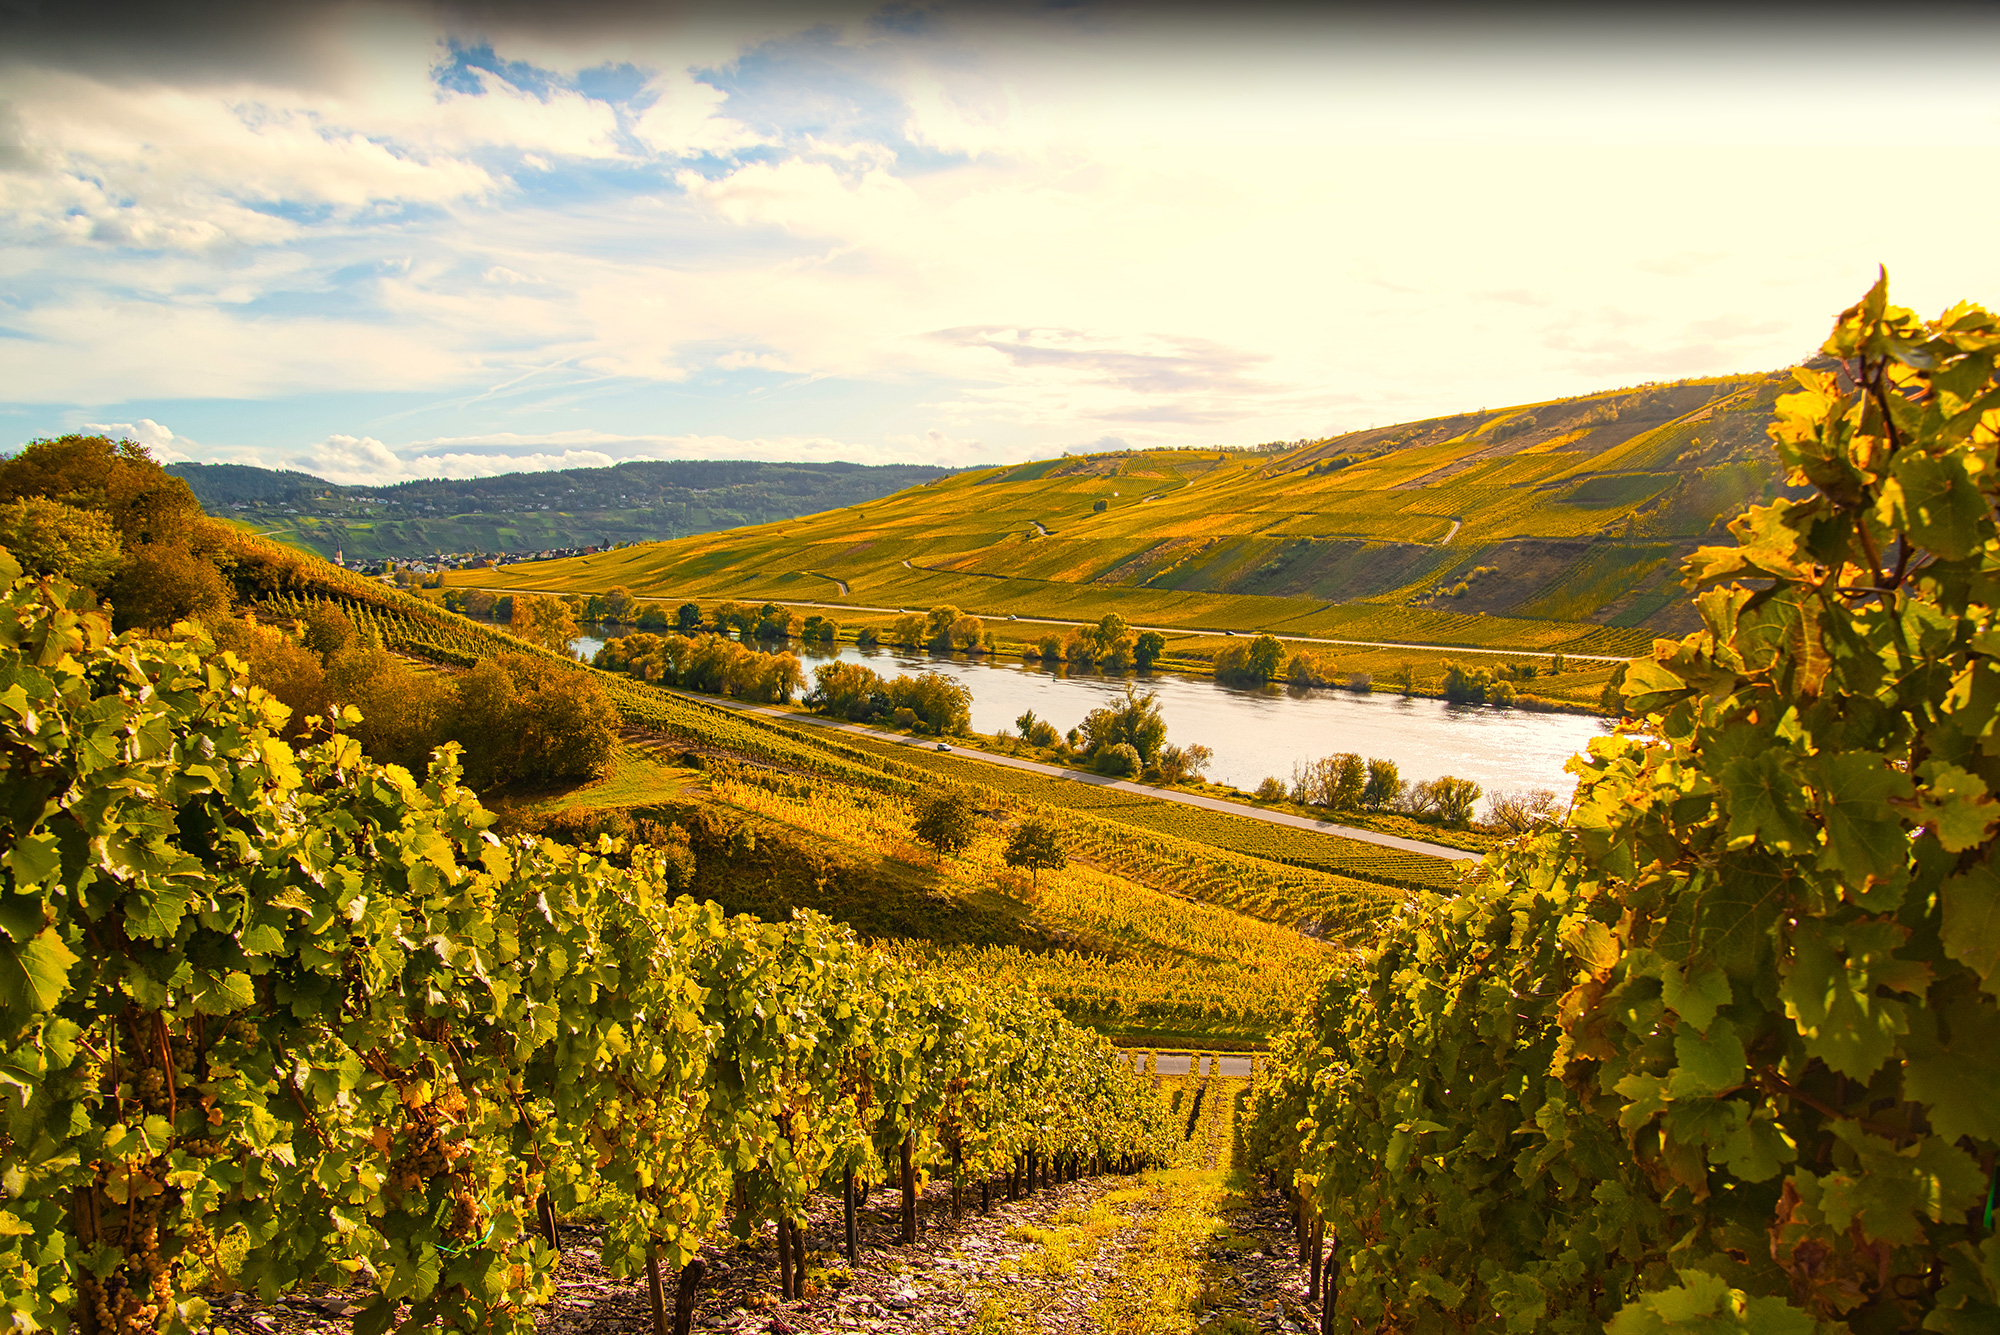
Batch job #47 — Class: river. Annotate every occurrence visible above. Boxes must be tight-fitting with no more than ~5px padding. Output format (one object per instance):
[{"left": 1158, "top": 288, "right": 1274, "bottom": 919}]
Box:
[{"left": 571, "top": 632, "right": 1611, "bottom": 799}]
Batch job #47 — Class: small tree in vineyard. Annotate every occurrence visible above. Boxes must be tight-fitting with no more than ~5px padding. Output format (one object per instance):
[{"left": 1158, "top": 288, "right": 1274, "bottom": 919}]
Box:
[
  {"left": 1003, "top": 819, "right": 1068, "bottom": 888},
  {"left": 912, "top": 790, "right": 978, "bottom": 858}
]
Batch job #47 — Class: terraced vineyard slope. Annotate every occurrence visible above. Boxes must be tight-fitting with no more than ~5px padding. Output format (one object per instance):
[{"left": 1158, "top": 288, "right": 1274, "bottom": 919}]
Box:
[{"left": 459, "top": 367, "right": 1803, "bottom": 652}]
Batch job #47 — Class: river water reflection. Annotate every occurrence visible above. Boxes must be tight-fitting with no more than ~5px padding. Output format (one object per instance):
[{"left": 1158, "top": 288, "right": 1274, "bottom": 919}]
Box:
[{"left": 572, "top": 632, "right": 1611, "bottom": 798}]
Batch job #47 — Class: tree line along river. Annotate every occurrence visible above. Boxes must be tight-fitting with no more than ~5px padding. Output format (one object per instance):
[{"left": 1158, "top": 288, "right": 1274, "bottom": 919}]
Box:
[{"left": 571, "top": 632, "right": 1612, "bottom": 803}]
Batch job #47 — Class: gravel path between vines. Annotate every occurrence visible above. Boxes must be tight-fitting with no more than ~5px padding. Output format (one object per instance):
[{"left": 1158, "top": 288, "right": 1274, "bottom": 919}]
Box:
[{"left": 209, "top": 1177, "right": 1325, "bottom": 1335}]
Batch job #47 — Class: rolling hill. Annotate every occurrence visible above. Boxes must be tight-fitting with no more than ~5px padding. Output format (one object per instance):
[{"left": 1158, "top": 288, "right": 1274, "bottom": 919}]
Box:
[
  {"left": 454, "top": 367, "right": 1802, "bottom": 655},
  {"left": 170, "top": 457, "right": 957, "bottom": 563}
]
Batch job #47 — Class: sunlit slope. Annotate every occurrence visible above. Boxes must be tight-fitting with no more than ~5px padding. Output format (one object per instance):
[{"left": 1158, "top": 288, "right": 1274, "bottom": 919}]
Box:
[{"left": 459, "top": 368, "right": 1795, "bottom": 652}]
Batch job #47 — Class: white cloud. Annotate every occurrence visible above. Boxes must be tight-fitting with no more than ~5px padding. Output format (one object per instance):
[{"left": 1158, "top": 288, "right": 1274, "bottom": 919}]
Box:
[
  {"left": 80, "top": 418, "right": 188, "bottom": 461},
  {"left": 262, "top": 427, "right": 1014, "bottom": 487},
  {"left": 630, "top": 69, "right": 765, "bottom": 157}
]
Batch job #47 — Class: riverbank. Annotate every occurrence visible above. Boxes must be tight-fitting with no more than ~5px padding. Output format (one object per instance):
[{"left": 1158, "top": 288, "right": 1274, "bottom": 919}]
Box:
[{"left": 447, "top": 585, "right": 1629, "bottom": 715}]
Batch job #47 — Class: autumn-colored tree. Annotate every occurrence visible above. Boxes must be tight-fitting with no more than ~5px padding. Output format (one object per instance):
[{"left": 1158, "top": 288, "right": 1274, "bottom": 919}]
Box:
[
  {"left": 912, "top": 790, "right": 979, "bottom": 858},
  {"left": 0, "top": 497, "right": 122, "bottom": 587},
  {"left": 1002, "top": 819, "right": 1067, "bottom": 888},
  {"left": 450, "top": 652, "right": 616, "bottom": 789},
  {"left": 510, "top": 592, "right": 581, "bottom": 653}
]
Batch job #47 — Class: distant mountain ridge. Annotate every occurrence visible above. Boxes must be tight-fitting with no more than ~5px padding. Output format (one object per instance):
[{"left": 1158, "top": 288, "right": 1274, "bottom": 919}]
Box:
[{"left": 169, "top": 458, "right": 959, "bottom": 562}]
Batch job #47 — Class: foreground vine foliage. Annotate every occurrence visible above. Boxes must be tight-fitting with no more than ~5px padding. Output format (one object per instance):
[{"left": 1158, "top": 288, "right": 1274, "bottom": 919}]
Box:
[
  {"left": 0, "top": 560, "right": 1166, "bottom": 1334},
  {"left": 1251, "top": 275, "right": 2000, "bottom": 1333}
]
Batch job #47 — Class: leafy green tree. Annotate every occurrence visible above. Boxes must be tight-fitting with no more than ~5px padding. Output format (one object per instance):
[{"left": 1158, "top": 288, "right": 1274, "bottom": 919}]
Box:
[
  {"left": 1215, "top": 633, "right": 1286, "bottom": 684},
  {"left": 1014, "top": 709, "right": 1061, "bottom": 748},
  {"left": 1002, "top": 819, "right": 1068, "bottom": 887},
  {"left": 676, "top": 600, "right": 704, "bottom": 631},
  {"left": 1329, "top": 752, "right": 1366, "bottom": 809},
  {"left": 1134, "top": 630, "right": 1166, "bottom": 669},
  {"left": 327, "top": 643, "right": 454, "bottom": 771},
  {"left": 300, "top": 599, "right": 359, "bottom": 658},
  {"left": 208, "top": 616, "right": 331, "bottom": 733},
  {"left": 1259, "top": 277, "right": 2000, "bottom": 1335},
  {"left": 923, "top": 604, "right": 963, "bottom": 648},
  {"left": 912, "top": 790, "right": 978, "bottom": 858},
  {"left": 1078, "top": 685, "right": 1168, "bottom": 765},
  {"left": 809, "top": 661, "right": 882, "bottom": 718},
  {"left": 1157, "top": 742, "right": 1211, "bottom": 784},
  {"left": 0, "top": 433, "right": 204, "bottom": 548},
  {"left": 884, "top": 671, "right": 972, "bottom": 734},
  {"left": 1406, "top": 773, "right": 1480, "bottom": 824},
  {"left": 0, "top": 497, "right": 122, "bottom": 586},
  {"left": 1360, "top": 756, "right": 1401, "bottom": 808}
]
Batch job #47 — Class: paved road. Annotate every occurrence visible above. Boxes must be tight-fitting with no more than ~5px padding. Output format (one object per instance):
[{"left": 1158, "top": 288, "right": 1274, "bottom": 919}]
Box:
[
  {"left": 683, "top": 690, "right": 1481, "bottom": 862},
  {"left": 468, "top": 582, "right": 1628, "bottom": 663},
  {"left": 1147, "top": 1054, "right": 1257, "bottom": 1076}
]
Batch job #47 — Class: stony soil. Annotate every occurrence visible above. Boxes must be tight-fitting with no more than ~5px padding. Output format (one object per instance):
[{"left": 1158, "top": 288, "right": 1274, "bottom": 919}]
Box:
[{"left": 207, "top": 1173, "right": 1329, "bottom": 1335}]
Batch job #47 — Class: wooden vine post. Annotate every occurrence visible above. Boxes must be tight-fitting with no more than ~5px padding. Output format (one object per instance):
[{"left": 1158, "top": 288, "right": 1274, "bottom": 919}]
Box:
[
  {"left": 899, "top": 1134, "right": 917, "bottom": 1244},
  {"left": 951, "top": 1136, "right": 964, "bottom": 1224},
  {"left": 843, "top": 1170, "right": 859, "bottom": 1264}
]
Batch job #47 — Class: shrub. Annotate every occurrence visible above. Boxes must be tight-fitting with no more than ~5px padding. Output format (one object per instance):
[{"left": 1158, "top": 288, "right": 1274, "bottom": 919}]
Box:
[
  {"left": 1092, "top": 498, "right": 1108, "bottom": 512},
  {"left": 1254, "top": 775, "right": 1287, "bottom": 801},
  {"left": 1095, "top": 742, "right": 1142, "bottom": 777},
  {"left": 1015, "top": 709, "right": 1061, "bottom": 749},
  {"left": 891, "top": 705, "right": 919, "bottom": 730},
  {"left": 1155, "top": 743, "right": 1212, "bottom": 785}
]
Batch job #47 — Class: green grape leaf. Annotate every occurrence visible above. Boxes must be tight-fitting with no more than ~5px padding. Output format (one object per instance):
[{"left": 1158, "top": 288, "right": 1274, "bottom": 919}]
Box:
[
  {"left": 2, "top": 832, "right": 60, "bottom": 891},
  {"left": 1778, "top": 918, "right": 1916, "bottom": 1080},
  {"left": 1879, "top": 450, "right": 1989, "bottom": 560},
  {"left": 0, "top": 928, "right": 78, "bottom": 1022},
  {"left": 1802, "top": 751, "right": 1912, "bottom": 881},
  {"left": 1668, "top": 1019, "right": 1746, "bottom": 1099},
  {"left": 1719, "top": 752, "right": 1813, "bottom": 854},
  {"left": 1942, "top": 864, "right": 2000, "bottom": 986},
  {"left": 1817, "top": 1122, "right": 1984, "bottom": 1246},
  {"left": 1902, "top": 992, "right": 2000, "bottom": 1144},
  {"left": 1916, "top": 760, "right": 2000, "bottom": 852},
  {"left": 1661, "top": 964, "right": 1732, "bottom": 1033},
  {"left": 1715, "top": 1109, "right": 1794, "bottom": 1182},
  {"left": 1607, "top": 1269, "right": 1815, "bottom": 1334}
]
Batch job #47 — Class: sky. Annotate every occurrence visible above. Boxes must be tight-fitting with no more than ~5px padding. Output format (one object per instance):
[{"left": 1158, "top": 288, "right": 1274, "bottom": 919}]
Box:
[{"left": 4, "top": 1, "right": 2000, "bottom": 486}]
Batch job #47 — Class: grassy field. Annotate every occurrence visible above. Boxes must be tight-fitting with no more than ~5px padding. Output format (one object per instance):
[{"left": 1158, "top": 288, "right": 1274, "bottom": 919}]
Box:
[{"left": 451, "top": 367, "right": 1796, "bottom": 655}]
